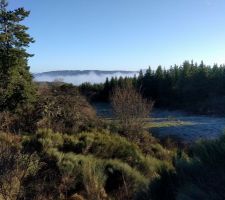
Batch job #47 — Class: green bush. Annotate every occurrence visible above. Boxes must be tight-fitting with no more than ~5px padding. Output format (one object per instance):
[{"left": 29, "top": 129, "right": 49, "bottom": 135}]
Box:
[
  {"left": 35, "top": 129, "right": 172, "bottom": 177},
  {"left": 24, "top": 129, "right": 172, "bottom": 199},
  {"left": 53, "top": 153, "right": 149, "bottom": 200},
  {"left": 138, "top": 135, "right": 225, "bottom": 200},
  {"left": 175, "top": 136, "right": 225, "bottom": 200}
]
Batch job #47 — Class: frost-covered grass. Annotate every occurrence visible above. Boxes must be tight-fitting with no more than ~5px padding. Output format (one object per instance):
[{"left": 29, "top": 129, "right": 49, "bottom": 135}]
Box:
[
  {"left": 94, "top": 103, "right": 225, "bottom": 142},
  {"left": 150, "top": 109, "right": 225, "bottom": 142},
  {"left": 145, "top": 120, "right": 193, "bottom": 128}
]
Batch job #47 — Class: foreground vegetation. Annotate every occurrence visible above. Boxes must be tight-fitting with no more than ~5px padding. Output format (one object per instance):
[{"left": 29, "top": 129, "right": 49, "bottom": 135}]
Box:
[
  {"left": 1, "top": 121, "right": 225, "bottom": 199},
  {"left": 1, "top": 79, "right": 225, "bottom": 199},
  {"left": 137, "top": 135, "right": 225, "bottom": 200},
  {"left": 1, "top": 1, "right": 225, "bottom": 200}
]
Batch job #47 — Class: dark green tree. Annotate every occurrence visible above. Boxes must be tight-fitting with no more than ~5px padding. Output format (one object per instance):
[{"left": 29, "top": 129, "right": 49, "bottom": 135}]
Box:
[{"left": 0, "top": 0, "right": 36, "bottom": 111}]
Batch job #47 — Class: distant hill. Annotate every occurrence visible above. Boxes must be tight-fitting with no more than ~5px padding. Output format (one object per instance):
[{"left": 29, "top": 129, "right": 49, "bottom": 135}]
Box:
[{"left": 34, "top": 70, "right": 139, "bottom": 85}]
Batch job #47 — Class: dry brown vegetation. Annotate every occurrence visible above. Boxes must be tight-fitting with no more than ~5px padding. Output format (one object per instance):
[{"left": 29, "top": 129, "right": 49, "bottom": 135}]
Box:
[
  {"left": 37, "top": 84, "right": 97, "bottom": 134},
  {"left": 0, "top": 84, "right": 97, "bottom": 135},
  {"left": 111, "top": 84, "right": 154, "bottom": 134},
  {"left": 0, "top": 133, "right": 40, "bottom": 200}
]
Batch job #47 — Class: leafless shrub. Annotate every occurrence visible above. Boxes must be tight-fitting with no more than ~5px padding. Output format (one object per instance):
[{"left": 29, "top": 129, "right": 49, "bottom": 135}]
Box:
[
  {"left": 37, "top": 83, "right": 51, "bottom": 96},
  {"left": 111, "top": 84, "right": 154, "bottom": 135}
]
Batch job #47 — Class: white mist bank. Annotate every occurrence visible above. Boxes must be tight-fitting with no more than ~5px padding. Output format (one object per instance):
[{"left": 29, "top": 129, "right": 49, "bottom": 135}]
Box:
[{"left": 34, "top": 71, "right": 139, "bottom": 85}]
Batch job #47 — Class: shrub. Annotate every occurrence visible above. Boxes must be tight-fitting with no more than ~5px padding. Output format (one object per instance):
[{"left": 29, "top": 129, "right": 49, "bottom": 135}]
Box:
[
  {"left": 0, "top": 103, "right": 42, "bottom": 134},
  {"left": 124, "top": 131, "right": 173, "bottom": 161},
  {"left": 0, "top": 111, "right": 17, "bottom": 133},
  {"left": 0, "top": 133, "right": 41, "bottom": 200},
  {"left": 55, "top": 153, "right": 148, "bottom": 200},
  {"left": 175, "top": 136, "right": 225, "bottom": 200},
  {"left": 37, "top": 84, "right": 97, "bottom": 134},
  {"left": 61, "top": 131, "right": 172, "bottom": 177},
  {"left": 111, "top": 84, "right": 153, "bottom": 135},
  {"left": 139, "top": 135, "right": 225, "bottom": 200},
  {"left": 104, "top": 159, "right": 149, "bottom": 200},
  {"left": 25, "top": 129, "right": 172, "bottom": 199}
]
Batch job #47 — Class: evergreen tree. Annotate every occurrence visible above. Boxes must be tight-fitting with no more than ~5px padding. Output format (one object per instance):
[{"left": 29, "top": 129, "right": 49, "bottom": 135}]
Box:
[
  {"left": 137, "top": 69, "right": 144, "bottom": 89},
  {"left": 0, "top": 0, "right": 36, "bottom": 111}
]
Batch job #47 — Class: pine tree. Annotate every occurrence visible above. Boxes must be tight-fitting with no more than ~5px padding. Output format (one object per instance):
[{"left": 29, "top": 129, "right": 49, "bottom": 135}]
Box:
[
  {"left": 137, "top": 70, "right": 144, "bottom": 88},
  {"left": 0, "top": 0, "right": 36, "bottom": 111}
]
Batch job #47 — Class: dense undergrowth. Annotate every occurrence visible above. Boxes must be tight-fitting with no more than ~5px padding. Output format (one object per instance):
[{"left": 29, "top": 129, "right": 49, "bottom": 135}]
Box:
[
  {"left": 1, "top": 126, "right": 225, "bottom": 199},
  {"left": 0, "top": 128, "right": 173, "bottom": 199},
  {"left": 0, "top": 83, "right": 225, "bottom": 199},
  {"left": 0, "top": 80, "right": 224, "bottom": 200},
  {"left": 22, "top": 129, "right": 173, "bottom": 200},
  {"left": 137, "top": 135, "right": 225, "bottom": 200}
]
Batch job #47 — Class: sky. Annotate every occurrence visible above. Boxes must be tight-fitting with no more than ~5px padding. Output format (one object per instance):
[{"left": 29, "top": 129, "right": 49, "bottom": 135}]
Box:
[{"left": 9, "top": 0, "right": 225, "bottom": 73}]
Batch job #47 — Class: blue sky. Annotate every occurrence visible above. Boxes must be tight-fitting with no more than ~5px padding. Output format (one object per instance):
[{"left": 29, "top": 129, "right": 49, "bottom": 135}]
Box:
[{"left": 9, "top": 0, "right": 225, "bottom": 73}]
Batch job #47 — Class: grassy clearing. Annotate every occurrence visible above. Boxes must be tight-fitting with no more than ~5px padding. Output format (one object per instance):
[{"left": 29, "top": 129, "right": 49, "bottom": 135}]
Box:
[
  {"left": 145, "top": 119, "right": 194, "bottom": 128},
  {"left": 103, "top": 117, "right": 195, "bottom": 129}
]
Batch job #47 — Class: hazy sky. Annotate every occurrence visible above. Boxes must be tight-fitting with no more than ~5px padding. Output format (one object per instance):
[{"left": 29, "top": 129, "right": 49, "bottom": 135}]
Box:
[{"left": 9, "top": 0, "right": 225, "bottom": 73}]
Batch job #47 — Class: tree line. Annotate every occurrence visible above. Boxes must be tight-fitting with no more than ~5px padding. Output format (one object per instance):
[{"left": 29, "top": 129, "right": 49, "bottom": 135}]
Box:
[{"left": 80, "top": 61, "right": 225, "bottom": 114}]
